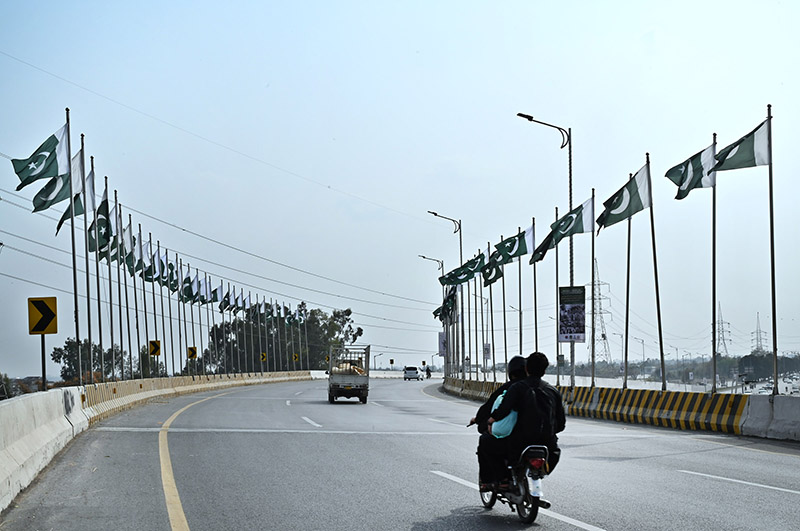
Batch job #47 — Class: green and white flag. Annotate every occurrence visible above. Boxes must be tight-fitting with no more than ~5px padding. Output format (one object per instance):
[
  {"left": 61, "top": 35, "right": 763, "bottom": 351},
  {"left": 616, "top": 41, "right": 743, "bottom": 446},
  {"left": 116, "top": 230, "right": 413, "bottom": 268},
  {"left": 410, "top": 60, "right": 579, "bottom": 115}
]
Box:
[
  {"left": 438, "top": 253, "right": 485, "bottom": 286},
  {"left": 480, "top": 249, "right": 504, "bottom": 287},
  {"left": 531, "top": 197, "right": 594, "bottom": 263},
  {"left": 12, "top": 124, "right": 69, "bottom": 191},
  {"left": 596, "top": 164, "right": 651, "bottom": 231},
  {"left": 710, "top": 119, "right": 770, "bottom": 173},
  {"left": 665, "top": 145, "right": 715, "bottom": 200},
  {"left": 219, "top": 290, "right": 232, "bottom": 312},
  {"left": 88, "top": 187, "right": 114, "bottom": 257},
  {"left": 494, "top": 231, "right": 529, "bottom": 265}
]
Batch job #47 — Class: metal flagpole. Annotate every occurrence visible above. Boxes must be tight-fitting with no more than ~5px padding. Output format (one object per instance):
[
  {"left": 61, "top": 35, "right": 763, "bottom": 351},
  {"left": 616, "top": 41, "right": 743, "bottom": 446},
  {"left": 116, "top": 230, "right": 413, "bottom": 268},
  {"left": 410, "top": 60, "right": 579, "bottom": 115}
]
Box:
[
  {"left": 236, "top": 289, "right": 243, "bottom": 373},
  {"left": 303, "top": 308, "right": 310, "bottom": 371},
  {"left": 624, "top": 213, "right": 632, "bottom": 390},
  {"left": 591, "top": 189, "right": 596, "bottom": 388},
  {"left": 518, "top": 226, "right": 523, "bottom": 358},
  {"left": 138, "top": 225, "right": 150, "bottom": 378},
  {"left": 225, "top": 283, "right": 232, "bottom": 375},
  {"left": 241, "top": 289, "right": 248, "bottom": 373},
  {"left": 129, "top": 215, "right": 141, "bottom": 378},
  {"left": 106, "top": 189, "right": 116, "bottom": 380},
  {"left": 205, "top": 274, "right": 214, "bottom": 375},
  {"left": 91, "top": 159, "right": 104, "bottom": 382},
  {"left": 115, "top": 201, "right": 125, "bottom": 379},
  {"left": 157, "top": 242, "right": 168, "bottom": 377},
  {"left": 256, "top": 295, "right": 264, "bottom": 374},
  {"left": 766, "top": 104, "right": 779, "bottom": 393},
  {"left": 196, "top": 268, "right": 205, "bottom": 376},
  {"left": 148, "top": 233, "right": 159, "bottom": 377},
  {"left": 500, "top": 235, "right": 508, "bottom": 369},
  {"left": 209, "top": 280, "right": 220, "bottom": 375},
  {"left": 554, "top": 208, "right": 560, "bottom": 387},
  {"left": 272, "top": 299, "right": 280, "bottom": 372},
  {"left": 189, "top": 268, "right": 197, "bottom": 376},
  {"left": 487, "top": 242, "right": 496, "bottom": 382},
  {"left": 249, "top": 291, "right": 259, "bottom": 374},
  {"left": 645, "top": 154, "right": 667, "bottom": 391},
  {"left": 180, "top": 260, "right": 190, "bottom": 376},
  {"left": 78, "top": 137, "right": 94, "bottom": 382},
  {"left": 711, "top": 133, "right": 718, "bottom": 394},
  {"left": 473, "top": 276, "right": 479, "bottom": 379},
  {"left": 65, "top": 109, "right": 82, "bottom": 385},
  {"left": 478, "top": 267, "right": 485, "bottom": 375},
  {"left": 177, "top": 257, "right": 184, "bottom": 376},
  {"left": 120, "top": 211, "right": 134, "bottom": 379},
  {"left": 288, "top": 303, "right": 296, "bottom": 371},
  {"left": 165, "top": 249, "right": 175, "bottom": 377},
  {"left": 532, "top": 217, "right": 538, "bottom": 352}
]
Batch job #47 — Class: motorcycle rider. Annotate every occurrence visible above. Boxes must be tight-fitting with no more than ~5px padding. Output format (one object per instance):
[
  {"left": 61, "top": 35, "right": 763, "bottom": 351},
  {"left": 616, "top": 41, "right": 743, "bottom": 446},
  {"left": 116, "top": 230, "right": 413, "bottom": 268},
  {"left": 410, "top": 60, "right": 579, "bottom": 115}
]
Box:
[
  {"left": 470, "top": 355, "right": 528, "bottom": 491},
  {"left": 488, "top": 352, "right": 565, "bottom": 476}
]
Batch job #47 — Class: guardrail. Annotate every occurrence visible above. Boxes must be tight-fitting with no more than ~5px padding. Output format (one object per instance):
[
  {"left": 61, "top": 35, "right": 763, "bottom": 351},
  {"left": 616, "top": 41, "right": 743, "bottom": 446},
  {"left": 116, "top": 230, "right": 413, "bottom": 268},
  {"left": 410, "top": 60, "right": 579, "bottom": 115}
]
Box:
[
  {"left": 443, "top": 376, "right": 800, "bottom": 441},
  {"left": 0, "top": 371, "right": 310, "bottom": 513}
]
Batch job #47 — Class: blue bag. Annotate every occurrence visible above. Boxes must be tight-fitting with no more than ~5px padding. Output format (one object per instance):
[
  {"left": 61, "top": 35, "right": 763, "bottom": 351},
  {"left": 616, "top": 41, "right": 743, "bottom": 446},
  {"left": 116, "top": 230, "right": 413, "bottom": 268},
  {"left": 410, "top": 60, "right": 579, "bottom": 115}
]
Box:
[{"left": 490, "top": 390, "right": 517, "bottom": 439}]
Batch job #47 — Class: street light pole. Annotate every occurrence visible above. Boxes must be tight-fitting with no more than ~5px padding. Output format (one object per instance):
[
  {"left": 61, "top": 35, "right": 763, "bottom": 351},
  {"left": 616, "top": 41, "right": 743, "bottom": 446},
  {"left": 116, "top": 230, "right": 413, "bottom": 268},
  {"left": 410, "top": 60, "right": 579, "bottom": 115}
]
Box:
[
  {"left": 517, "top": 113, "right": 575, "bottom": 388},
  {"left": 373, "top": 353, "right": 383, "bottom": 370},
  {"left": 428, "top": 211, "right": 466, "bottom": 381},
  {"left": 634, "top": 337, "right": 645, "bottom": 379}
]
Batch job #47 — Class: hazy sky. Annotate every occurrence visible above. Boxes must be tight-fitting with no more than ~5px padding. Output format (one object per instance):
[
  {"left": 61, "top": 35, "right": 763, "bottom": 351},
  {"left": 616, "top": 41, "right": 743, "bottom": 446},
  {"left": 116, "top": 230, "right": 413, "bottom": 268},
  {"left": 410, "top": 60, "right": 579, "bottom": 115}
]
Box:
[{"left": 2, "top": 1, "right": 799, "bottom": 379}]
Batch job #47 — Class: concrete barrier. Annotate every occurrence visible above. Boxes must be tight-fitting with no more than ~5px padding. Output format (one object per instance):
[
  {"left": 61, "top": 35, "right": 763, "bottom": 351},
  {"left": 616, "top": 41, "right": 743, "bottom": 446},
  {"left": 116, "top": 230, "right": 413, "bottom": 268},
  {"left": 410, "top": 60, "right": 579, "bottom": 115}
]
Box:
[
  {"left": 442, "top": 378, "right": 798, "bottom": 442},
  {"left": 0, "top": 372, "right": 311, "bottom": 514}
]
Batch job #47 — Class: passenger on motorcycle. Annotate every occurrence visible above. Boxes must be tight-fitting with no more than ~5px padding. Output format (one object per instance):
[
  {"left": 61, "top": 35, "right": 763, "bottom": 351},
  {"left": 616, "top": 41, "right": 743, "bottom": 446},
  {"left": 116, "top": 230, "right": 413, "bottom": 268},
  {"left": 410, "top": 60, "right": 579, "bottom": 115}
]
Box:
[
  {"left": 524, "top": 352, "right": 566, "bottom": 472},
  {"left": 470, "top": 355, "right": 528, "bottom": 491}
]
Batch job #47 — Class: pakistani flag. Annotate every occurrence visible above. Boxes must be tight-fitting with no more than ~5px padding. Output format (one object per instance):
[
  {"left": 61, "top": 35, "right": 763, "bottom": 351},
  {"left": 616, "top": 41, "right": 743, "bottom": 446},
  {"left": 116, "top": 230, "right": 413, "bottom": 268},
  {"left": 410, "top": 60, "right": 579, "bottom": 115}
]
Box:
[
  {"left": 665, "top": 145, "right": 715, "bottom": 200},
  {"left": 710, "top": 119, "right": 770, "bottom": 173},
  {"left": 55, "top": 155, "right": 90, "bottom": 234},
  {"left": 180, "top": 273, "right": 197, "bottom": 303},
  {"left": 480, "top": 249, "right": 504, "bottom": 287},
  {"left": 531, "top": 197, "right": 594, "bottom": 263},
  {"left": 12, "top": 124, "right": 69, "bottom": 191},
  {"left": 218, "top": 291, "right": 232, "bottom": 312},
  {"left": 596, "top": 165, "right": 651, "bottom": 231},
  {"left": 438, "top": 253, "right": 485, "bottom": 286},
  {"left": 88, "top": 188, "right": 114, "bottom": 258},
  {"left": 494, "top": 231, "right": 529, "bottom": 265}
]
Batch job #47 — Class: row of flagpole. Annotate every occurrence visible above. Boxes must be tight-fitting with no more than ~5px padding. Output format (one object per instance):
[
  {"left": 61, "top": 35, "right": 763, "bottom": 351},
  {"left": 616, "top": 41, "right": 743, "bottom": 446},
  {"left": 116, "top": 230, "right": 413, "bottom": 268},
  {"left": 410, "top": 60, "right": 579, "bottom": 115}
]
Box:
[
  {"left": 10, "top": 109, "right": 311, "bottom": 385},
  {"left": 434, "top": 105, "right": 779, "bottom": 394}
]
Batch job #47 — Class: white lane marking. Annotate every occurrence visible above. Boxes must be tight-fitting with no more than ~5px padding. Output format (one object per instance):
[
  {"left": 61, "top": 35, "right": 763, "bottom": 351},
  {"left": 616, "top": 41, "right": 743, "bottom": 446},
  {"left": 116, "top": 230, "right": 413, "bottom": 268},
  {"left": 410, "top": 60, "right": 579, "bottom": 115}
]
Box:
[
  {"left": 428, "top": 418, "right": 466, "bottom": 428},
  {"left": 97, "top": 426, "right": 474, "bottom": 435},
  {"left": 301, "top": 416, "right": 322, "bottom": 428},
  {"left": 285, "top": 400, "right": 291, "bottom": 406},
  {"left": 294, "top": 391, "right": 303, "bottom": 396},
  {"left": 371, "top": 401, "right": 384, "bottom": 407},
  {"left": 430, "top": 471, "right": 607, "bottom": 531},
  {"left": 679, "top": 470, "right": 800, "bottom": 495}
]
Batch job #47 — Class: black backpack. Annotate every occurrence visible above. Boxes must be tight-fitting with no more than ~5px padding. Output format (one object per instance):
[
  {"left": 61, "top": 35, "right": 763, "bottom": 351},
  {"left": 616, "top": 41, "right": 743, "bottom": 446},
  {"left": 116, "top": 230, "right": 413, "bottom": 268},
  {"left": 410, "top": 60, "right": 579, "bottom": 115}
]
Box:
[{"left": 531, "top": 381, "right": 557, "bottom": 439}]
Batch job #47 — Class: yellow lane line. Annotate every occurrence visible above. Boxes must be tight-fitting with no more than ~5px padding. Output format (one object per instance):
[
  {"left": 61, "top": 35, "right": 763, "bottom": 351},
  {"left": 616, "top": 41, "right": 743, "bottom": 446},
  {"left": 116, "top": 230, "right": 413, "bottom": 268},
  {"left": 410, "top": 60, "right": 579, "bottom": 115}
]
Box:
[{"left": 160, "top": 392, "right": 232, "bottom": 531}]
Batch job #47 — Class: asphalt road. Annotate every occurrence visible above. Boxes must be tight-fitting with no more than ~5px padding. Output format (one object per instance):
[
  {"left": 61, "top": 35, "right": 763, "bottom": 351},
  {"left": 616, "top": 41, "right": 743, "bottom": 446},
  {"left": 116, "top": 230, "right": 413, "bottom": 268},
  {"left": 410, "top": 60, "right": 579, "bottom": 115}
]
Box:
[{"left": 2, "top": 378, "right": 799, "bottom": 530}]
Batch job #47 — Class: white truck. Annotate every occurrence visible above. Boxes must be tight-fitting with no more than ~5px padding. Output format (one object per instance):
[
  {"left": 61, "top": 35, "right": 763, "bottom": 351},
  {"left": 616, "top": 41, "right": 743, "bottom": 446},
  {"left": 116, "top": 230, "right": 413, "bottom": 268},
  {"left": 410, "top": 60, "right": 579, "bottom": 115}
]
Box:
[{"left": 328, "top": 345, "right": 370, "bottom": 404}]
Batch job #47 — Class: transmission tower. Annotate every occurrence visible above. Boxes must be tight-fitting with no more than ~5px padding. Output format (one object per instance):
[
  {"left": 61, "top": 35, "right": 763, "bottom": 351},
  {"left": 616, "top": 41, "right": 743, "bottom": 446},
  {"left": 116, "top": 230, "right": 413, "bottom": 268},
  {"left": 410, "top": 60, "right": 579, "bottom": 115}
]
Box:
[
  {"left": 716, "top": 303, "right": 731, "bottom": 356},
  {"left": 751, "top": 312, "right": 767, "bottom": 354},
  {"left": 591, "top": 259, "right": 612, "bottom": 364}
]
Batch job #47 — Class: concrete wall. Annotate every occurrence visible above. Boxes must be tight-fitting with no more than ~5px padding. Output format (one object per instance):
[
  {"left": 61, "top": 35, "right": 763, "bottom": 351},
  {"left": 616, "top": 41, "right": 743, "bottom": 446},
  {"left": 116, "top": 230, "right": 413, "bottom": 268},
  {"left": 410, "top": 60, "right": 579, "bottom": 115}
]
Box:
[
  {"left": 0, "top": 372, "right": 310, "bottom": 514},
  {"left": 444, "top": 377, "right": 799, "bottom": 441}
]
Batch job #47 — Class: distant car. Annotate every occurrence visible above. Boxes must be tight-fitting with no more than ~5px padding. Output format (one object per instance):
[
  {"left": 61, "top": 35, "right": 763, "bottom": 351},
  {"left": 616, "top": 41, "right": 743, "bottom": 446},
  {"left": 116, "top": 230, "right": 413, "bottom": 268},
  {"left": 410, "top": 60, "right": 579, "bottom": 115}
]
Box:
[{"left": 403, "top": 366, "right": 423, "bottom": 381}]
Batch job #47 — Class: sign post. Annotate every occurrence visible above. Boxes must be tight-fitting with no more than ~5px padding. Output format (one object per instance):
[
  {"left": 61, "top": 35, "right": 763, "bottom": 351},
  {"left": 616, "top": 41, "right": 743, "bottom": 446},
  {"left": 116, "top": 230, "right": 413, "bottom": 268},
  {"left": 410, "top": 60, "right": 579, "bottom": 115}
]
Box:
[{"left": 28, "top": 297, "right": 57, "bottom": 391}]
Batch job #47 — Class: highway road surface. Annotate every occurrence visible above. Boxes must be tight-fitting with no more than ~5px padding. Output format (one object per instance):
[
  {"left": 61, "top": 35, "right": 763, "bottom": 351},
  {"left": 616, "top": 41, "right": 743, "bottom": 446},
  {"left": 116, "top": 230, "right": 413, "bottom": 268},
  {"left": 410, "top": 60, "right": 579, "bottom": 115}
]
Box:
[{"left": 2, "top": 377, "right": 799, "bottom": 530}]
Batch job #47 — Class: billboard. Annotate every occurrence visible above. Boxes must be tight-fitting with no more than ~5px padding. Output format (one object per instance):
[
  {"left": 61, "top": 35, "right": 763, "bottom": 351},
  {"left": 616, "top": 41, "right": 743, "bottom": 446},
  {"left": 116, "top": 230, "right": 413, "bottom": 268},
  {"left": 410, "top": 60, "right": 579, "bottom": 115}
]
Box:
[{"left": 558, "top": 286, "right": 586, "bottom": 343}]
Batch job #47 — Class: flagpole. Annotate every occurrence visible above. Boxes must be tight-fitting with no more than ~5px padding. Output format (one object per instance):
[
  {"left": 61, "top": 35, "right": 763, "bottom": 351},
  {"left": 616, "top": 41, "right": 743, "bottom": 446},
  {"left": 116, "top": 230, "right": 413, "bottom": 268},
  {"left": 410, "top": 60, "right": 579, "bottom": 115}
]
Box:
[
  {"left": 554, "top": 209, "right": 560, "bottom": 387},
  {"left": 177, "top": 257, "right": 185, "bottom": 376},
  {"left": 78, "top": 136, "right": 95, "bottom": 383},
  {"left": 121, "top": 212, "right": 133, "bottom": 379},
  {"left": 148, "top": 233, "right": 159, "bottom": 377},
  {"left": 130, "top": 215, "right": 142, "bottom": 378},
  {"left": 196, "top": 268, "right": 205, "bottom": 377},
  {"left": 518, "top": 226, "right": 523, "bottom": 358},
  {"left": 271, "top": 299, "right": 278, "bottom": 372},
  {"left": 500, "top": 235, "right": 508, "bottom": 371},
  {"left": 256, "top": 295, "right": 263, "bottom": 373},
  {"left": 105, "top": 186, "right": 115, "bottom": 381},
  {"left": 591, "top": 189, "right": 596, "bottom": 388},
  {"left": 711, "top": 133, "right": 718, "bottom": 394},
  {"left": 487, "top": 241, "right": 496, "bottom": 383},
  {"left": 137, "top": 225, "right": 150, "bottom": 377},
  {"left": 166, "top": 249, "right": 176, "bottom": 377},
  {"left": 205, "top": 274, "right": 214, "bottom": 374},
  {"left": 232, "top": 289, "right": 239, "bottom": 374},
  {"left": 157, "top": 242, "right": 168, "bottom": 376},
  {"left": 624, "top": 211, "right": 631, "bottom": 390},
  {"left": 92, "top": 159, "right": 104, "bottom": 382},
  {"left": 65, "top": 108, "right": 83, "bottom": 385},
  {"left": 645, "top": 154, "right": 667, "bottom": 391},
  {"left": 114, "top": 204, "right": 125, "bottom": 379},
  {"left": 532, "top": 217, "right": 538, "bottom": 352},
  {"left": 225, "top": 283, "right": 232, "bottom": 375},
  {"left": 303, "top": 307, "right": 310, "bottom": 372},
  {"left": 189, "top": 267, "right": 197, "bottom": 377},
  {"left": 766, "top": 104, "right": 778, "bottom": 394}
]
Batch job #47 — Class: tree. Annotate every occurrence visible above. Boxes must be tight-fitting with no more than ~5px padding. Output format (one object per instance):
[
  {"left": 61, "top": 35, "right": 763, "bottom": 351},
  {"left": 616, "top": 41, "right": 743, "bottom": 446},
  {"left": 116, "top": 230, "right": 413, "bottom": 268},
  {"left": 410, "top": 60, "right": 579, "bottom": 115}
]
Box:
[{"left": 0, "top": 371, "right": 13, "bottom": 400}]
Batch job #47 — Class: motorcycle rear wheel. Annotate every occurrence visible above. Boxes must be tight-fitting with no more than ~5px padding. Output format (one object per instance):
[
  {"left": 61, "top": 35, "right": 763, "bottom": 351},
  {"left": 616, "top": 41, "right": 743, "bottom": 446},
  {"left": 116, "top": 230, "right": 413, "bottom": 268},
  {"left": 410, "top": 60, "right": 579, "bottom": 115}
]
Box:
[
  {"left": 515, "top": 474, "right": 539, "bottom": 524},
  {"left": 480, "top": 489, "right": 496, "bottom": 508}
]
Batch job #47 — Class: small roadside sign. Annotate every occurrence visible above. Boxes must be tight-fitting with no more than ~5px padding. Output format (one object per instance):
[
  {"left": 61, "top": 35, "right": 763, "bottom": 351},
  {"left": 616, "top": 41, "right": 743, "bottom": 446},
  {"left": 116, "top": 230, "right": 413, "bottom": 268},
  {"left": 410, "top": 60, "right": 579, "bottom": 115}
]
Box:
[
  {"left": 28, "top": 297, "right": 57, "bottom": 335},
  {"left": 149, "top": 340, "right": 161, "bottom": 356},
  {"left": 188, "top": 346, "right": 197, "bottom": 359}
]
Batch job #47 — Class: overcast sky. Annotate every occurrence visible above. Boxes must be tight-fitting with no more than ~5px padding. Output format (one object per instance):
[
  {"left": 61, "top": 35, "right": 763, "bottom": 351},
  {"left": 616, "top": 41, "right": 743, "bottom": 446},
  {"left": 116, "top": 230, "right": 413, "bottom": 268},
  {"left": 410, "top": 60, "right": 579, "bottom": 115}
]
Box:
[{"left": 2, "top": 1, "right": 799, "bottom": 379}]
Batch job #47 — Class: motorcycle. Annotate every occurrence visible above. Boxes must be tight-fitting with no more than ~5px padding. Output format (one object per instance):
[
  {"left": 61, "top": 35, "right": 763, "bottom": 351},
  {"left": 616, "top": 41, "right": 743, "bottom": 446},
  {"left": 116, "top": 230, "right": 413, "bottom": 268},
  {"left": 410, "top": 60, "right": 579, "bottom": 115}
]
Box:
[{"left": 479, "top": 445, "right": 550, "bottom": 524}]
